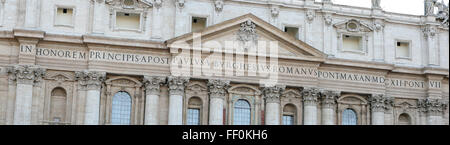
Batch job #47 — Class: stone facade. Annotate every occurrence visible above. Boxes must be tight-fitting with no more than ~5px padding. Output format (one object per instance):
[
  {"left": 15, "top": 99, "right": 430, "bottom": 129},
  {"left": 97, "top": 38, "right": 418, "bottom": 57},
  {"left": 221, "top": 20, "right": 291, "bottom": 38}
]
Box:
[{"left": 0, "top": 0, "right": 448, "bottom": 125}]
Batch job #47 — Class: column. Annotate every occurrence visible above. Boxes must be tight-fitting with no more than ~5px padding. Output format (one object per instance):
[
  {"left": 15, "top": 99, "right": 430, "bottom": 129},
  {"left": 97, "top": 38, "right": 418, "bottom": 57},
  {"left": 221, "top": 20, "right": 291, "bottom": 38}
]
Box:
[
  {"left": 91, "top": 0, "right": 106, "bottom": 34},
  {"left": 207, "top": 79, "right": 230, "bottom": 125},
  {"left": 75, "top": 70, "right": 105, "bottom": 125},
  {"left": 167, "top": 76, "right": 189, "bottom": 125},
  {"left": 418, "top": 98, "right": 447, "bottom": 125},
  {"left": 301, "top": 87, "right": 320, "bottom": 125},
  {"left": 143, "top": 76, "right": 166, "bottom": 125},
  {"left": 373, "top": 19, "right": 385, "bottom": 62},
  {"left": 320, "top": 90, "right": 339, "bottom": 125},
  {"left": 174, "top": 0, "right": 187, "bottom": 37},
  {"left": 212, "top": 0, "right": 224, "bottom": 24},
  {"left": 6, "top": 65, "right": 46, "bottom": 125},
  {"left": 23, "top": 0, "right": 41, "bottom": 28},
  {"left": 263, "top": 85, "right": 285, "bottom": 125},
  {"left": 151, "top": 0, "right": 163, "bottom": 39},
  {"left": 369, "top": 94, "right": 393, "bottom": 125},
  {"left": 423, "top": 25, "right": 439, "bottom": 66}
]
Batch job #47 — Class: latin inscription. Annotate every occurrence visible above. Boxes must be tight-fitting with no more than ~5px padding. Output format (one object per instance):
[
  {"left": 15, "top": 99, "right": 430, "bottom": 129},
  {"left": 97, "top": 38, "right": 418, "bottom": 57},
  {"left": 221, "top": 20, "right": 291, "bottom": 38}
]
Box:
[{"left": 22, "top": 47, "right": 443, "bottom": 89}]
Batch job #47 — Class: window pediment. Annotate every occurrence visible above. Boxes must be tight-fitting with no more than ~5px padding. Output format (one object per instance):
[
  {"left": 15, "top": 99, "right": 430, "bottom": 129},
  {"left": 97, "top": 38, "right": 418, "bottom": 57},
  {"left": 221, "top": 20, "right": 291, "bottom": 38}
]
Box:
[
  {"left": 106, "top": 0, "right": 152, "bottom": 9},
  {"left": 334, "top": 19, "right": 373, "bottom": 33}
]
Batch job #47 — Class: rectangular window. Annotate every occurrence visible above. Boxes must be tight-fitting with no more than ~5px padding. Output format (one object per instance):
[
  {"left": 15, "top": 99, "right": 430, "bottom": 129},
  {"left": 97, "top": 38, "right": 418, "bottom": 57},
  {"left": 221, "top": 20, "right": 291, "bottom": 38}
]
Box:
[
  {"left": 396, "top": 41, "right": 411, "bottom": 58},
  {"left": 282, "top": 115, "right": 294, "bottom": 125},
  {"left": 116, "top": 12, "right": 141, "bottom": 30},
  {"left": 343, "top": 35, "right": 363, "bottom": 52},
  {"left": 55, "top": 7, "right": 74, "bottom": 26},
  {"left": 191, "top": 17, "right": 207, "bottom": 32},
  {"left": 187, "top": 108, "right": 200, "bottom": 125},
  {"left": 284, "top": 27, "right": 299, "bottom": 39}
]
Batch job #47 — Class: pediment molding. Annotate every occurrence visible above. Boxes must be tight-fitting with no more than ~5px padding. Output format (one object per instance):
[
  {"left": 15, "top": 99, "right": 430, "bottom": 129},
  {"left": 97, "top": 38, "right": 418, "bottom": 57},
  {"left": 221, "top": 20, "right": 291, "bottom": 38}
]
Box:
[
  {"left": 167, "top": 13, "right": 326, "bottom": 62},
  {"left": 334, "top": 19, "right": 374, "bottom": 34},
  {"left": 106, "top": 0, "right": 152, "bottom": 9}
]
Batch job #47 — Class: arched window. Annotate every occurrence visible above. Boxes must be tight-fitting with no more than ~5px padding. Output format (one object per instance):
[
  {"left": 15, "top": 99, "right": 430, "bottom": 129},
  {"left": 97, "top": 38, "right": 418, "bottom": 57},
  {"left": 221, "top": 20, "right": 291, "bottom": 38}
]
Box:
[
  {"left": 282, "top": 104, "right": 296, "bottom": 125},
  {"left": 233, "top": 99, "right": 251, "bottom": 125},
  {"left": 111, "top": 91, "right": 132, "bottom": 125},
  {"left": 342, "top": 108, "right": 357, "bottom": 125},
  {"left": 50, "top": 87, "right": 67, "bottom": 123},
  {"left": 398, "top": 113, "right": 411, "bottom": 125},
  {"left": 187, "top": 97, "right": 202, "bottom": 125}
]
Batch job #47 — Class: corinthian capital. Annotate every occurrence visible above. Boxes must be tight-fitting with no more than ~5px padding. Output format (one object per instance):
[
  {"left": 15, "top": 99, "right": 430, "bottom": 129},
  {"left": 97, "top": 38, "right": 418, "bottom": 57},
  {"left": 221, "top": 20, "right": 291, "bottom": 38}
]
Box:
[
  {"left": 6, "top": 65, "right": 46, "bottom": 85},
  {"left": 320, "top": 90, "right": 340, "bottom": 108},
  {"left": 301, "top": 87, "right": 320, "bottom": 106},
  {"left": 262, "top": 85, "right": 286, "bottom": 104},
  {"left": 75, "top": 70, "right": 106, "bottom": 90},
  {"left": 369, "top": 94, "right": 394, "bottom": 112},
  {"left": 207, "top": 79, "right": 230, "bottom": 100},
  {"left": 167, "top": 76, "right": 189, "bottom": 96},
  {"left": 418, "top": 98, "right": 448, "bottom": 116},
  {"left": 143, "top": 76, "right": 166, "bottom": 95}
]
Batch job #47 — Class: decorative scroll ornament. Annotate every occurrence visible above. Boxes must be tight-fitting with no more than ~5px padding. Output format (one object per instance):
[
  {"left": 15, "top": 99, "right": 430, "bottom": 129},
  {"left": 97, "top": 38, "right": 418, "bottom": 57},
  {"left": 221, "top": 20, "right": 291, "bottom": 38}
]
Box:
[
  {"left": 373, "top": 21, "right": 385, "bottom": 32},
  {"left": 175, "top": 0, "right": 185, "bottom": 9},
  {"left": 75, "top": 70, "right": 106, "bottom": 90},
  {"left": 270, "top": 5, "right": 280, "bottom": 18},
  {"left": 167, "top": 76, "right": 190, "bottom": 96},
  {"left": 207, "top": 79, "right": 230, "bottom": 99},
  {"left": 306, "top": 9, "right": 315, "bottom": 23},
  {"left": 422, "top": 25, "right": 437, "bottom": 38},
  {"left": 213, "top": 0, "right": 224, "bottom": 12},
  {"left": 418, "top": 98, "right": 448, "bottom": 116},
  {"left": 237, "top": 20, "right": 258, "bottom": 50},
  {"left": 263, "top": 85, "right": 286, "bottom": 103},
  {"left": 143, "top": 76, "right": 166, "bottom": 95},
  {"left": 369, "top": 94, "right": 394, "bottom": 112},
  {"left": 320, "top": 90, "right": 340, "bottom": 108},
  {"left": 152, "top": 0, "right": 163, "bottom": 9},
  {"left": 301, "top": 87, "right": 320, "bottom": 106},
  {"left": 6, "top": 65, "right": 46, "bottom": 85},
  {"left": 324, "top": 14, "right": 333, "bottom": 26}
]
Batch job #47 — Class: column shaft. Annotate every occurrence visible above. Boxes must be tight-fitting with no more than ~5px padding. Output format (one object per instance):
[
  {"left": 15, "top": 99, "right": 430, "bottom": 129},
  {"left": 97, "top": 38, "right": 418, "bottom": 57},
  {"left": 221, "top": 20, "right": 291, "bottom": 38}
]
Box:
[
  {"left": 167, "top": 76, "right": 189, "bottom": 125},
  {"left": 168, "top": 94, "right": 183, "bottom": 125},
  {"left": 265, "top": 103, "right": 280, "bottom": 125},
  {"left": 209, "top": 98, "right": 224, "bottom": 125},
  {"left": 143, "top": 76, "right": 166, "bottom": 125},
  {"left": 84, "top": 89, "right": 101, "bottom": 125},
  {"left": 207, "top": 79, "right": 230, "bottom": 125},
  {"left": 13, "top": 83, "right": 33, "bottom": 125}
]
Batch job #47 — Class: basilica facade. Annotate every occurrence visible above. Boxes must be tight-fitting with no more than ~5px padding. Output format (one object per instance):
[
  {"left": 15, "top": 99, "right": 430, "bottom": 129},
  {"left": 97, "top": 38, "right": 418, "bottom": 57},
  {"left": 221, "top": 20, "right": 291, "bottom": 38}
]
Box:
[{"left": 0, "top": 0, "right": 448, "bottom": 125}]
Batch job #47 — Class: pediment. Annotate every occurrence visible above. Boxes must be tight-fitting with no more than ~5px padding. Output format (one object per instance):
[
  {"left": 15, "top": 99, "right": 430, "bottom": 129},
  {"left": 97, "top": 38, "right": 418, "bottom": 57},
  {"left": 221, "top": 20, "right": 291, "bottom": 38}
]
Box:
[
  {"left": 106, "top": 0, "right": 153, "bottom": 9},
  {"left": 167, "top": 14, "right": 326, "bottom": 62},
  {"left": 334, "top": 19, "right": 374, "bottom": 33}
]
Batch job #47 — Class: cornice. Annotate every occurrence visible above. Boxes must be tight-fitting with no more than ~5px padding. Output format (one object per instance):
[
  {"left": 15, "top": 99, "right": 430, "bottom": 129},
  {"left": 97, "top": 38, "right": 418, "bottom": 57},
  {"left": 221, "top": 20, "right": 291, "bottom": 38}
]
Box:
[{"left": 83, "top": 34, "right": 166, "bottom": 49}]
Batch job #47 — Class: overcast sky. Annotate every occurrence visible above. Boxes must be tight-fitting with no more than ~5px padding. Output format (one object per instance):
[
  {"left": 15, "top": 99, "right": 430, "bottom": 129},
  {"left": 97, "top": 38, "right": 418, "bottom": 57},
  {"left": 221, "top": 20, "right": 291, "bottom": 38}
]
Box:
[{"left": 316, "top": 0, "right": 449, "bottom": 15}]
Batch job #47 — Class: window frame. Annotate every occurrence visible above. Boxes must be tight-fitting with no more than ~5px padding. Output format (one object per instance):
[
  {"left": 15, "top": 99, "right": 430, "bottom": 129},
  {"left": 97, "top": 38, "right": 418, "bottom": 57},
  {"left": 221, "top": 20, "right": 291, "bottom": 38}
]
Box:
[
  {"left": 53, "top": 5, "right": 76, "bottom": 28},
  {"left": 339, "top": 33, "right": 367, "bottom": 55},
  {"left": 342, "top": 108, "right": 358, "bottom": 125},
  {"left": 232, "top": 99, "right": 252, "bottom": 125},
  {"left": 395, "top": 39, "right": 412, "bottom": 60},
  {"left": 110, "top": 91, "right": 133, "bottom": 125},
  {"left": 282, "top": 104, "right": 297, "bottom": 125},
  {"left": 186, "top": 97, "right": 203, "bottom": 125},
  {"left": 112, "top": 9, "right": 144, "bottom": 32},
  {"left": 282, "top": 24, "right": 301, "bottom": 40},
  {"left": 189, "top": 14, "right": 210, "bottom": 32}
]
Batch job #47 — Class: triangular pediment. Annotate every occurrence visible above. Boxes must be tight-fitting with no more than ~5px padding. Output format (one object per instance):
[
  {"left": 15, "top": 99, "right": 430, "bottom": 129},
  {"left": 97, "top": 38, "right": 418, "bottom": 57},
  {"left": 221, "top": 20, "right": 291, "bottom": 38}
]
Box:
[
  {"left": 167, "top": 14, "right": 326, "bottom": 62},
  {"left": 333, "top": 19, "right": 374, "bottom": 33},
  {"left": 106, "top": 0, "right": 153, "bottom": 9}
]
